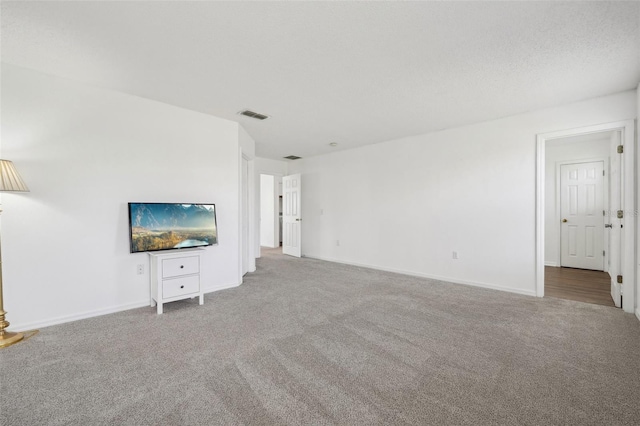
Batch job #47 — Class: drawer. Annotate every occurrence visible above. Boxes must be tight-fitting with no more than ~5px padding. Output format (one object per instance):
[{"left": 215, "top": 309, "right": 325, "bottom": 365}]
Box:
[
  {"left": 162, "top": 256, "right": 199, "bottom": 278},
  {"left": 162, "top": 275, "right": 199, "bottom": 299}
]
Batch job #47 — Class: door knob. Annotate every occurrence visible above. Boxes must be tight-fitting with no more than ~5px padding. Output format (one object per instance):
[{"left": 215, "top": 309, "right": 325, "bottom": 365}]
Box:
[
  {"left": 296, "top": 218, "right": 301, "bottom": 221},
  {"left": 605, "top": 224, "right": 613, "bottom": 228},
  {"left": 562, "top": 219, "right": 568, "bottom": 223}
]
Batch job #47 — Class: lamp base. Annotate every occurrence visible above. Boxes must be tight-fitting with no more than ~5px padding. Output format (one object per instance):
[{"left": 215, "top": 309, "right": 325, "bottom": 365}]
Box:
[{"left": 0, "top": 331, "right": 24, "bottom": 349}]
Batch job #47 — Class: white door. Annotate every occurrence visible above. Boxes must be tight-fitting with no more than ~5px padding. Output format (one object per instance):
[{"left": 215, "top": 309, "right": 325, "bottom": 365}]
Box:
[
  {"left": 608, "top": 132, "right": 623, "bottom": 307},
  {"left": 560, "top": 161, "right": 604, "bottom": 270},
  {"left": 282, "top": 174, "right": 301, "bottom": 257}
]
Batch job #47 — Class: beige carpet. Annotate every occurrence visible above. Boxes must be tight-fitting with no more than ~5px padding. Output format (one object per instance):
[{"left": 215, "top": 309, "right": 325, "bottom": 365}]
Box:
[{"left": 1, "top": 248, "right": 639, "bottom": 425}]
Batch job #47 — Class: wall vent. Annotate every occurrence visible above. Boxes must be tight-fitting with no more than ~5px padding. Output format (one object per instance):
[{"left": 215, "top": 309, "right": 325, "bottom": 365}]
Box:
[
  {"left": 284, "top": 155, "right": 302, "bottom": 160},
  {"left": 238, "top": 110, "right": 270, "bottom": 120}
]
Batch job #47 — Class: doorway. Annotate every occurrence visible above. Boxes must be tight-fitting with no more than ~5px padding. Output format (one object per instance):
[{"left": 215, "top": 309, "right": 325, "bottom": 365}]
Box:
[
  {"left": 536, "top": 121, "right": 635, "bottom": 313},
  {"left": 259, "top": 173, "right": 282, "bottom": 249},
  {"left": 544, "top": 135, "right": 612, "bottom": 306}
]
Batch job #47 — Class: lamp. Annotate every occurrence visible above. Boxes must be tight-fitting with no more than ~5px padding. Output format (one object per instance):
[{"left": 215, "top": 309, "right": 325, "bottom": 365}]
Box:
[{"left": 0, "top": 159, "right": 30, "bottom": 348}]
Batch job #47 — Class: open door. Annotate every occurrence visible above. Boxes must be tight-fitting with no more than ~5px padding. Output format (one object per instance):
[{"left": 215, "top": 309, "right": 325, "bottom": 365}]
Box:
[
  {"left": 282, "top": 174, "right": 301, "bottom": 257},
  {"left": 609, "top": 131, "right": 623, "bottom": 307}
]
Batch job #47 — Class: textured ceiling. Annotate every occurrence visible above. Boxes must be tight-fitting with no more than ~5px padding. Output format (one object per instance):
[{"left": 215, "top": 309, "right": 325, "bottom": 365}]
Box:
[{"left": 2, "top": 1, "right": 639, "bottom": 160}]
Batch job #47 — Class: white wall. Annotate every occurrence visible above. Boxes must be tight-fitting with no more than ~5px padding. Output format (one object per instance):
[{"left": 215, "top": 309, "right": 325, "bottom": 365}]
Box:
[
  {"left": 544, "top": 137, "right": 611, "bottom": 266},
  {"left": 260, "top": 174, "right": 276, "bottom": 247},
  {"left": 289, "top": 90, "right": 637, "bottom": 296},
  {"left": 255, "top": 157, "right": 288, "bottom": 198},
  {"left": 255, "top": 157, "right": 288, "bottom": 176},
  {"left": 1, "top": 64, "right": 242, "bottom": 330},
  {"left": 238, "top": 126, "right": 256, "bottom": 158}
]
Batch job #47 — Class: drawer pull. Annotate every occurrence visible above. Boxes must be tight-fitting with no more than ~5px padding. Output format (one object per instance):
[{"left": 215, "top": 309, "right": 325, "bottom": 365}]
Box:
[
  {"left": 180, "top": 285, "right": 184, "bottom": 289},
  {"left": 180, "top": 265, "right": 184, "bottom": 269}
]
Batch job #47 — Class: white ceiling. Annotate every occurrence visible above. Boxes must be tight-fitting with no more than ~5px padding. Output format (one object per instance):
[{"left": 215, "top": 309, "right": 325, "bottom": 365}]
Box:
[{"left": 2, "top": 1, "right": 639, "bottom": 160}]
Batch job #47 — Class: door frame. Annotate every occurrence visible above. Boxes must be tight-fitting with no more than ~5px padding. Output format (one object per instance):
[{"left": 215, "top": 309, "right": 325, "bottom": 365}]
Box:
[
  {"left": 239, "top": 151, "right": 256, "bottom": 283},
  {"left": 554, "top": 158, "right": 609, "bottom": 271},
  {"left": 536, "top": 120, "right": 635, "bottom": 313}
]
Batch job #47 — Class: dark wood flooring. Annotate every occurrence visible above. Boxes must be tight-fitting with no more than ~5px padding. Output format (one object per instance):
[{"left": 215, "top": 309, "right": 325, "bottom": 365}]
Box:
[{"left": 545, "top": 266, "right": 615, "bottom": 307}]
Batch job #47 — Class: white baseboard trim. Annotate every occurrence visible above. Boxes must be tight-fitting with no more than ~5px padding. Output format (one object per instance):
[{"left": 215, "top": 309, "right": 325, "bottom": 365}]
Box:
[
  {"left": 13, "top": 300, "right": 151, "bottom": 332},
  {"left": 635, "top": 308, "right": 640, "bottom": 322},
  {"left": 202, "top": 282, "right": 241, "bottom": 294},
  {"left": 544, "top": 261, "right": 558, "bottom": 267},
  {"left": 14, "top": 282, "right": 242, "bottom": 332},
  {"left": 304, "top": 254, "right": 537, "bottom": 297}
]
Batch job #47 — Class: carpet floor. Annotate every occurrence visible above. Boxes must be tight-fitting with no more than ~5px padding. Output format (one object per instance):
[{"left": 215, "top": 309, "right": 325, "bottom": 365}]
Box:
[{"left": 1, "top": 249, "right": 640, "bottom": 425}]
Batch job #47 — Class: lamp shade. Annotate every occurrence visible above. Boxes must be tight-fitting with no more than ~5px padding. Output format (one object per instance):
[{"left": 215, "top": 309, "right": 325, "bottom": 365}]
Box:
[{"left": 0, "top": 160, "right": 30, "bottom": 192}]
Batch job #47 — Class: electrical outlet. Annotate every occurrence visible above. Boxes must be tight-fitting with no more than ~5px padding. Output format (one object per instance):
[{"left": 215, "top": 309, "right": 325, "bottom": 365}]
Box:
[
  {"left": 452, "top": 251, "right": 458, "bottom": 260},
  {"left": 137, "top": 264, "right": 144, "bottom": 275}
]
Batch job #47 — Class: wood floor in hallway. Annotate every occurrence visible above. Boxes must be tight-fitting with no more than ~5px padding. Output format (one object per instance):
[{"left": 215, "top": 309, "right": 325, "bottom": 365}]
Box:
[{"left": 545, "top": 266, "right": 615, "bottom": 307}]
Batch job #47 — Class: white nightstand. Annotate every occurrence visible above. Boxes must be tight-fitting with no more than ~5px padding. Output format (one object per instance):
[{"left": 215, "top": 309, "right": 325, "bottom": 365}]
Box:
[{"left": 148, "top": 248, "right": 204, "bottom": 314}]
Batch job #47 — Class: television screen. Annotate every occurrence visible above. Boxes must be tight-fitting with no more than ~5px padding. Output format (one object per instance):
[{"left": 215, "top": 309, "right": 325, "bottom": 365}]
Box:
[{"left": 128, "top": 203, "right": 218, "bottom": 253}]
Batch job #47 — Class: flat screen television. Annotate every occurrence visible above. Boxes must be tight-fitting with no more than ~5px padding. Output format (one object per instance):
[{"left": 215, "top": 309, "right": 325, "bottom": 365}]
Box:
[{"left": 128, "top": 202, "right": 218, "bottom": 253}]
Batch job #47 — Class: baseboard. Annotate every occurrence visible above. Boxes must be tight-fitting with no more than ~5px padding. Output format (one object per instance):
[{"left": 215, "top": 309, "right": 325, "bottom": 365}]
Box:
[
  {"left": 202, "top": 281, "right": 241, "bottom": 294},
  {"left": 12, "top": 300, "right": 152, "bottom": 332},
  {"left": 304, "top": 254, "right": 537, "bottom": 297},
  {"left": 13, "top": 282, "right": 242, "bottom": 332},
  {"left": 544, "top": 261, "right": 558, "bottom": 267},
  {"left": 636, "top": 308, "right": 640, "bottom": 322}
]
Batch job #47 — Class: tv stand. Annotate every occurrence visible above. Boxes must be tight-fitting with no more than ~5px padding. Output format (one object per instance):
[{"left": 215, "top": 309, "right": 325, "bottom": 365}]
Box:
[{"left": 148, "top": 248, "right": 204, "bottom": 314}]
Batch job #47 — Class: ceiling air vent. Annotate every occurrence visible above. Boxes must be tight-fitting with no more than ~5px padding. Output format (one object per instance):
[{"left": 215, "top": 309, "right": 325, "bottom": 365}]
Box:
[
  {"left": 238, "top": 110, "right": 270, "bottom": 120},
  {"left": 284, "top": 155, "right": 302, "bottom": 160}
]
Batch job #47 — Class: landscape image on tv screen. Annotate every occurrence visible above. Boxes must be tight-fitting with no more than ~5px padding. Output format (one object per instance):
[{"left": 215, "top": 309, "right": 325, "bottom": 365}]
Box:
[{"left": 128, "top": 203, "right": 217, "bottom": 253}]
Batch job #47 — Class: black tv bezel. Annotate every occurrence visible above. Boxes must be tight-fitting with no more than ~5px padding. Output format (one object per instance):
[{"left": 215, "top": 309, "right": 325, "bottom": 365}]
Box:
[{"left": 127, "top": 202, "right": 218, "bottom": 254}]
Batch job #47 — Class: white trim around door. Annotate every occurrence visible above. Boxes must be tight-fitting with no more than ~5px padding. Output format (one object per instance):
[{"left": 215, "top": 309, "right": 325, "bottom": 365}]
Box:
[{"left": 536, "top": 120, "right": 635, "bottom": 314}]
